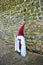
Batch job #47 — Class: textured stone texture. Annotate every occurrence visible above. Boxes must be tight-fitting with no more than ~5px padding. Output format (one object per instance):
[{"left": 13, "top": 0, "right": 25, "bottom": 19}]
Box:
[
  {"left": 0, "top": 0, "right": 43, "bottom": 54},
  {"left": 24, "top": 20, "right": 43, "bottom": 54}
]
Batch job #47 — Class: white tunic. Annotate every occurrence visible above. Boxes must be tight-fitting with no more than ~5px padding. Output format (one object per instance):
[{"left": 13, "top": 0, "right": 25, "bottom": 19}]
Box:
[{"left": 15, "top": 36, "right": 26, "bottom": 57}]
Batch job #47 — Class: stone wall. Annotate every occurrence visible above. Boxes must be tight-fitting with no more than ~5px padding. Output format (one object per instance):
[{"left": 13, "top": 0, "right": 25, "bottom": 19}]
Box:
[
  {"left": 24, "top": 20, "right": 43, "bottom": 54},
  {"left": 0, "top": 0, "right": 43, "bottom": 54},
  {"left": 0, "top": 0, "right": 43, "bottom": 20},
  {"left": 0, "top": 13, "right": 24, "bottom": 43}
]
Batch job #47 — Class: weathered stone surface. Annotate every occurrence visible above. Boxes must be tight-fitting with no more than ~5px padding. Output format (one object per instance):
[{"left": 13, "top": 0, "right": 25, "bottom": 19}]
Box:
[
  {"left": 0, "top": 0, "right": 43, "bottom": 54},
  {"left": 0, "top": 13, "right": 24, "bottom": 43},
  {"left": 25, "top": 21, "right": 43, "bottom": 54}
]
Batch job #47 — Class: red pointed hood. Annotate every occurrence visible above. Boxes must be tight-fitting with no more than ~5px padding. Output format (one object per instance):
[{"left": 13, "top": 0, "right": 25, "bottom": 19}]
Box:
[{"left": 18, "top": 23, "right": 26, "bottom": 36}]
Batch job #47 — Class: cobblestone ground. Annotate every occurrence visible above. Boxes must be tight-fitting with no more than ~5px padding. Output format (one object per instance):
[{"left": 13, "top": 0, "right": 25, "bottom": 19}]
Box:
[{"left": 0, "top": 39, "right": 43, "bottom": 65}]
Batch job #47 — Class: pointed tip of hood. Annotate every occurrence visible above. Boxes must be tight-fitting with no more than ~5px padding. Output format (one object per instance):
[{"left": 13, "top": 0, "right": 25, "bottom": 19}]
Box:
[{"left": 18, "top": 22, "right": 26, "bottom": 36}]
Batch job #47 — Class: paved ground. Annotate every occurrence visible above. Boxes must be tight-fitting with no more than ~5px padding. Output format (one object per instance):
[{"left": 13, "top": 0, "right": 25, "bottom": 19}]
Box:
[{"left": 0, "top": 39, "right": 43, "bottom": 65}]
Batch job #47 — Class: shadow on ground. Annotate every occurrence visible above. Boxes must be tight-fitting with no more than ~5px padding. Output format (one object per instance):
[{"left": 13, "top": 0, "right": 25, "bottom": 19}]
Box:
[
  {"left": 0, "top": 39, "right": 43, "bottom": 65},
  {"left": 0, "top": 51, "right": 43, "bottom": 65}
]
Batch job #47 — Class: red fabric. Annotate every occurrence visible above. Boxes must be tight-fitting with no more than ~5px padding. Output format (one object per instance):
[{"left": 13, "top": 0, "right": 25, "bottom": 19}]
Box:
[{"left": 18, "top": 23, "right": 26, "bottom": 36}]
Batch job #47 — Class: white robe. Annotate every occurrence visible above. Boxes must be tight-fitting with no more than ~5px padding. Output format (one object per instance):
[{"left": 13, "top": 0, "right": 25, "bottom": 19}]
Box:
[{"left": 15, "top": 36, "right": 26, "bottom": 57}]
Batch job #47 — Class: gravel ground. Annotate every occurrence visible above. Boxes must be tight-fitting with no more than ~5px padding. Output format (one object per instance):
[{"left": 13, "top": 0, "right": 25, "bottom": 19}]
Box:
[{"left": 0, "top": 39, "right": 43, "bottom": 65}]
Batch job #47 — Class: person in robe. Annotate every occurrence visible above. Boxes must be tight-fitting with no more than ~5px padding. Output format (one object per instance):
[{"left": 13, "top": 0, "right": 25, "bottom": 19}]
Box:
[{"left": 15, "top": 22, "right": 26, "bottom": 57}]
